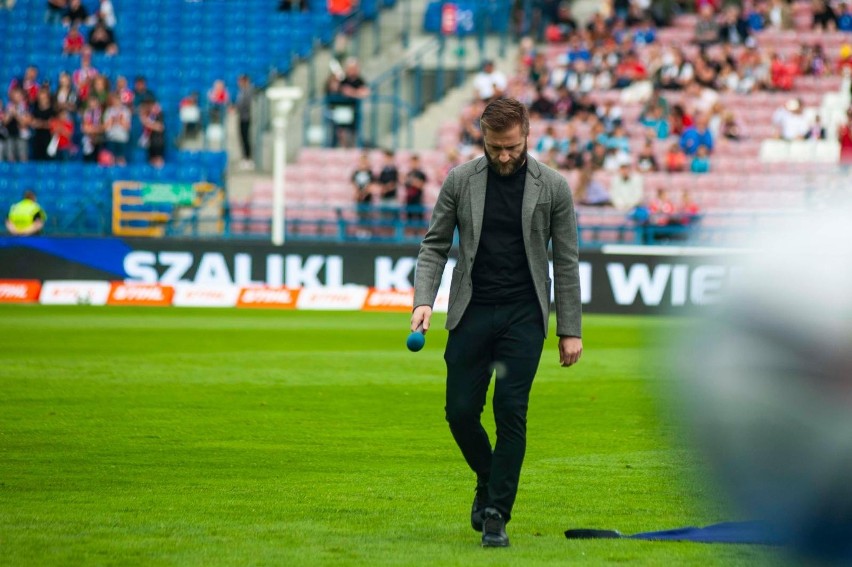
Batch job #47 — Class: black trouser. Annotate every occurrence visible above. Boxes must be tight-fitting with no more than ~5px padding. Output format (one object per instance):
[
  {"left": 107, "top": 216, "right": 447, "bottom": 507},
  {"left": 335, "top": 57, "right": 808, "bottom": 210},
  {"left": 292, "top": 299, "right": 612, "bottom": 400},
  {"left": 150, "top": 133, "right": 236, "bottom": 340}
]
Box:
[
  {"left": 239, "top": 120, "right": 251, "bottom": 160},
  {"left": 444, "top": 299, "right": 545, "bottom": 522}
]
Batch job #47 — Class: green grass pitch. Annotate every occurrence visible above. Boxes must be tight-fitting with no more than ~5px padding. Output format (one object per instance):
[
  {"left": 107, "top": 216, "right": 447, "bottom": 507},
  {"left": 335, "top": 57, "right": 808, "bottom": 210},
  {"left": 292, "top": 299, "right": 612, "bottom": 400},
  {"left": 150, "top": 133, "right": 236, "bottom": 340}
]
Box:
[{"left": 0, "top": 306, "right": 780, "bottom": 566}]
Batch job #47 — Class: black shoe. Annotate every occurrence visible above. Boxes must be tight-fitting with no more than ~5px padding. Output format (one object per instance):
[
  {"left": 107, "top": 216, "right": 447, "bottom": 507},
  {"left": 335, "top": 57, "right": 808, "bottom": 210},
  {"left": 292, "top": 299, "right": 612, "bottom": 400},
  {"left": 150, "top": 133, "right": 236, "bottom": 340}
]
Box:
[
  {"left": 481, "top": 507, "right": 510, "bottom": 547},
  {"left": 471, "top": 483, "right": 489, "bottom": 532}
]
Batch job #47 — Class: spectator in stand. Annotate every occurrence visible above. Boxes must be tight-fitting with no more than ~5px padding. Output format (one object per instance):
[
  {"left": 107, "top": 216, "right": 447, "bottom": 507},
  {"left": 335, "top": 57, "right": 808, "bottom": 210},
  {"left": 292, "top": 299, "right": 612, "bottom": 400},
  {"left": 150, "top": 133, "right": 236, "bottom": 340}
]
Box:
[
  {"left": 811, "top": 0, "right": 838, "bottom": 30},
  {"left": 17, "top": 66, "right": 41, "bottom": 104},
  {"left": 609, "top": 161, "right": 644, "bottom": 211},
  {"left": 529, "top": 86, "right": 557, "bottom": 119},
  {"left": 6, "top": 190, "right": 46, "bottom": 236},
  {"left": 805, "top": 114, "right": 826, "bottom": 140},
  {"left": 351, "top": 152, "right": 374, "bottom": 236},
  {"left": 655, "top": 47, "right": 693, "bottom": 90},
  {"left": 562, "top": 59, "right": 596, "bottom": 94},
  {"left": 63, "top": 0, "right": 88, "bottom": 26},
  {"left": 72, "top": 47, "right": 98, "bottom": 92},
  {"left": 837, "top": 44, "right": 852, "bottom": 75},
  {"left": 680, "top": 113, "right": 714, "bottom": 156},
  {"left": 613, "top": 49, "right": 647, "bottom": 88},
  {"left": 53, "top": 71, "right": 77, "bottom": 116},
  {"left": 574, "top": 160, "right": 612, "bottom": 206},
  {"left": 772, "top": 97, "right": 810, "bottom": 140},
  {"left": 234, "top": 75, "right": 254, "bottom": 170},
  {"left": 548, "top": 1, "right": 579, "bottom": 41},
  {"left": 715, "top": 61, "right": 740, "bottom": 92},
  {"left": 636, "top": 139, "right": 659, "bottom": 172},
  {"left": 535, "top": 123, "right": 567, "bottom": 155},
  {"left": 207, "top": 79, "right": 230, "bottom": 122},
  {"left": 720, "top": 110, "right": 743, "bottom": 140},
  {"left": 46, "top": 0, "right": 66, "bottom": 24},
  {"left": 738, "top": 39, "right": 770, "bottom": 92},
  {"left": 133, "top": 76, "right": 156, "bottom": 108},
  {"left": 63, "top": 22, "right": 85, "bottom": 55},
  {"left": 838, "top": 108, "right": 852, "bottom": 169},
  {"left": 80, "top": 97, "right": 104, "bottom": 162},
  {"left": 30, "top": 89, "right": 56, "bottom": 161},
  {"left": 139, "top": 101, "right": 165, "bottom": 167},
  {"left": 103, "top": 94, "right": 131, "bottom": 165},
  {"left": 333, "top": 58, "right": 370, "bottom": 147},
  {"left": 88, "top": 16, "right": 118, "bottom": 55},
  {"left": 669, "top": 104, "right": 692, "bottom": 137},
  {"left": 114, "top": 75, "right": 133, "bottom": 106},
  {"left": 97, "top": 0, "right": 116, "bottom": 28},
  {"left": 718, "top": 5, "right": 750, "bottom": 45},
  {"left": 179, "top": 91, "right": 202, "bottom": 143},
  {"left": 459, "top": 101, "right": 484, "bottom": 153},
  {"left": 541, "top": 147, "right": 563, "bottom": 169},
  {"left": 89, "top": 74, "right": 111, "bottom": 108},
  {"left": 404, "top": 154, "right": 427, "bottom": 225},
  {"left": 674, "top": 190, "right": 702, "bottom": 227},
  {"left": 648, "top": 188, "right": 676, "bottom": 226},
  {"left": 690, "top": 145, "right": 711, "bottom": 173},
  {"left": 838, "top": 2, "right": 852, "bottom": 31},
  {"left": 607, "top": 123, "right": 631, "bottom": 155},
  {"left": 4, "top": 88, "right": 31, "bottom": 162},
  {"left": 640, "top": 103, "right": 669, "bottom": 139},
  {"left": 664, "top": 142, "right": 688, "bottom": 172},
  {"left": 553, "top": 85, "right": 574, "bottom": 118},
  {"left": 694, "top": 5, "right": 720, "bottom": 48},
  {"left": 769, "top": 51, "right": 797, "bottom": 91},
  {"left": 528, "top": 52, "right": 550, "bottom": 86},
  {"left": 377, "top": 149, "right": 399, "bottom": 212},
  {"left": 49, "top": 108, "right": 75, "bottom": 160},
  {"left": 765, "top": 0, "right": 793, "bottom": 30},
  {"left": 588, "top": 141, "right": 608, "bottom": 169},
  {"left": 472, "top": 60, "right": 507, "bottom": 102}
]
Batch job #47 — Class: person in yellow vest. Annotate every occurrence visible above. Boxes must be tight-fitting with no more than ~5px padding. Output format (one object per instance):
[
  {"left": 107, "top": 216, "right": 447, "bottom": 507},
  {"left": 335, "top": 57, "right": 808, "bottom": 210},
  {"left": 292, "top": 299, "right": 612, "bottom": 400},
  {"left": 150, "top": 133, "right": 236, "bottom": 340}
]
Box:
[{"left": 6, "top": 190, "right": 46, "bottom": 236}]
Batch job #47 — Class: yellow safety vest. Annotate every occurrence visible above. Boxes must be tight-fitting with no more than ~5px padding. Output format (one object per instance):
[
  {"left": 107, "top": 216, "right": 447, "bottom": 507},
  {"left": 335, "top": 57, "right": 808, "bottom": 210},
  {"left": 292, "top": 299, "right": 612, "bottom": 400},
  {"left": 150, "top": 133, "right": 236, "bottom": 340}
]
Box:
[{"left": 7, "top": 199, "right": 45, "bottom": 232}]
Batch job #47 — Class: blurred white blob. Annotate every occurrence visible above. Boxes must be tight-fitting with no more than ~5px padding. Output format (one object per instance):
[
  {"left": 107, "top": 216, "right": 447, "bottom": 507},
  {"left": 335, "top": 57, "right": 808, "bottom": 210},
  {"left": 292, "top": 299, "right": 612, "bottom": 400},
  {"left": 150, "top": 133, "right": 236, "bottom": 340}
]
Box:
[{"left": 677, "top": 207, "right": 852, "bottom": 563}]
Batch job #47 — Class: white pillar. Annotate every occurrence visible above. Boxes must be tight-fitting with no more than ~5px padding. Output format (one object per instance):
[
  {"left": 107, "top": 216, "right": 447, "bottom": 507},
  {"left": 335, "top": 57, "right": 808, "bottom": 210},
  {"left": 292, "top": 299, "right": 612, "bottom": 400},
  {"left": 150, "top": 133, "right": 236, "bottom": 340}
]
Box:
[
  {"left": 271, "top": 113, "right": 287, "bottom": 246},
  {"left": 265, "top": 86, "right": 301, "bottom": 246}
]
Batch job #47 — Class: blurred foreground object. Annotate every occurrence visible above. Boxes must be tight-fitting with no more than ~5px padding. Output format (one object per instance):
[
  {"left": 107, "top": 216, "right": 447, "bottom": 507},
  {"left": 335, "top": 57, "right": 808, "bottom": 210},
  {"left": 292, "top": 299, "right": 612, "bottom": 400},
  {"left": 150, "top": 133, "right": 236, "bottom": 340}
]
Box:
[{"left": 679, "top": 207, "right": 852, "bottom": 564}]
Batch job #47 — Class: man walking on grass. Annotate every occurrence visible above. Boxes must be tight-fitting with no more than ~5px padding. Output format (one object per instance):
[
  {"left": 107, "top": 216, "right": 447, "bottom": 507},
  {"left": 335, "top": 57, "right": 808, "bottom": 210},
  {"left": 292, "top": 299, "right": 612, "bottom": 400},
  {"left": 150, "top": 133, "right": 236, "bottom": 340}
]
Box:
[{"left": 411, "top": 98, "right": 583, "bottom": 547}]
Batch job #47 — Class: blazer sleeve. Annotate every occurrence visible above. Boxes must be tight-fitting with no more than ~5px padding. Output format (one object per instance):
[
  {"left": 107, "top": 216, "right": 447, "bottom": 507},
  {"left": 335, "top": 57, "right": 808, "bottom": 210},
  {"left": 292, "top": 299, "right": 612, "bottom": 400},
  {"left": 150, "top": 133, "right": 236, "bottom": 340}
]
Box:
[
  {"left": 551, "top": 175, "right": 582, "bottom": 337},
  {"left": 413, "top": 168, "right": 458, "bottom": 309}
]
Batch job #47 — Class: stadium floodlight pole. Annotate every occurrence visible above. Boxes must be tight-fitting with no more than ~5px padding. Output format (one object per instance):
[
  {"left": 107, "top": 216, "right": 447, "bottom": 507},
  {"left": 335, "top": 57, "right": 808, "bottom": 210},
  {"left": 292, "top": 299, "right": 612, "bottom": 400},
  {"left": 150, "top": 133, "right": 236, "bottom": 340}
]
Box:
[{"left": 266, "top": 85, "right": 303, "bottom": 246}]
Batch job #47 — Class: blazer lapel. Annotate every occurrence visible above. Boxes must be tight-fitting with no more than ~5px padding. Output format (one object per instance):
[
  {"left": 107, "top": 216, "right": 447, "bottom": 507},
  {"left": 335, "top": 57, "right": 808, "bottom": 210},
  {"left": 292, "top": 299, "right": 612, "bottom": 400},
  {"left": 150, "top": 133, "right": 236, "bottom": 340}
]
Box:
[
  {"left": 521, "top": 156, "right": 542, "bottom": 238},
  {"left": 469, "top": 157, "right": 488, "bottom": 253}
]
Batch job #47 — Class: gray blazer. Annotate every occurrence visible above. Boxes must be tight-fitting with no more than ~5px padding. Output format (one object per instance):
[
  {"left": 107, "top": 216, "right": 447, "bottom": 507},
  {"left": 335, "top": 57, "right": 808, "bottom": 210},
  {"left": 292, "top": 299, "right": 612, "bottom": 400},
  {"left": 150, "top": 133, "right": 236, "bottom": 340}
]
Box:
[{"left": 413, "top": 155, "right": 582, "bottom": 338}]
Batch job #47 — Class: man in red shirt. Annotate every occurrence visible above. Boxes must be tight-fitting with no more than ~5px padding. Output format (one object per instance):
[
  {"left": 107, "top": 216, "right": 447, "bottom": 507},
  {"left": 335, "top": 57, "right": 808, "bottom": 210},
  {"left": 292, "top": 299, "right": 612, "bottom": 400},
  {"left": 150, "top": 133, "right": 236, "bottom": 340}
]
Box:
[
  {"left": 63, "top": 23, "right": 85, "bottom": 55},
  {"left": 614, "top": 49, "right": 647, "bottom": 88}
]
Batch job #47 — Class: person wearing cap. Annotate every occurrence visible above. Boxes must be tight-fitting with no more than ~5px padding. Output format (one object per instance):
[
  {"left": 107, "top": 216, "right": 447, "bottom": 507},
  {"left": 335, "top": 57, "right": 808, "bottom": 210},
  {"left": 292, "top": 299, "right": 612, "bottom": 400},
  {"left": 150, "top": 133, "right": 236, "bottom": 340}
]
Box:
[
  {"left": 6, "top": 190, "right": 46, "bottom": 236},
  {"left": 772, "top": 97, "right": 810, "bottom": 140}
]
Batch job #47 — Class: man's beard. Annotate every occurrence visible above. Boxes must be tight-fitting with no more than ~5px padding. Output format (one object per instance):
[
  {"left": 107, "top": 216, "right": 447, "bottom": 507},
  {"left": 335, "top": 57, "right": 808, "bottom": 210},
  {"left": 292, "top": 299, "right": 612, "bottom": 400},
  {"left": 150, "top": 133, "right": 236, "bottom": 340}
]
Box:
[{"left": 485, "top": 142, "right": 527, "bottom": 176}]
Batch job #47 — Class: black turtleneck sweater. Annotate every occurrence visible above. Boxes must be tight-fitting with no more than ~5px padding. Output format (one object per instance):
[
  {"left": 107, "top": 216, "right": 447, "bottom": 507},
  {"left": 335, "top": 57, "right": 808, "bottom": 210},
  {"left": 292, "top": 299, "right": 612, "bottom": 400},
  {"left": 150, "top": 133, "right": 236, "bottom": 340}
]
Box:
[{"left": 471, "top": 162, "right": 536, "bottom": 304}]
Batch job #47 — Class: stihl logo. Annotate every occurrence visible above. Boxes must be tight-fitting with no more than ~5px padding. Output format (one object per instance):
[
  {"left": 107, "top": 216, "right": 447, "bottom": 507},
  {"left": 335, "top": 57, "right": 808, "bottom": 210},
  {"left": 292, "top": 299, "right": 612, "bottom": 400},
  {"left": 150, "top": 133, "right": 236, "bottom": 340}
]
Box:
[
  {"left": 0, "top": 280, "right": 41, "bottom": 303},
  {"left": 363, "top": 289, "right": 413, "bottom": 312},
  {"left": 108, "top": 283, "right": 174, "bottom": 306},
  {"left": 242, "top": 289, "right": 294, "bottom": 304},
  {"left": 114, "top": 286, "right": 165, "bottom": 301},
  {"left": 0, "top": 284, "right": 28, "bottom": 299},
  {"left": 237, "top": 287, "right": 300, "bottom": 309}
]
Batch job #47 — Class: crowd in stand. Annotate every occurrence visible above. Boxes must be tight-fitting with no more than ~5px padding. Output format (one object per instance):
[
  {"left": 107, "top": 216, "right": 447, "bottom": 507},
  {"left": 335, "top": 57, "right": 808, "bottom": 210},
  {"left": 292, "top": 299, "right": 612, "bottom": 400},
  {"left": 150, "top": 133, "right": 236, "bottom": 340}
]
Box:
[
  {"left": 1, "top": 0, "right": 258, "bottom": 168},
  {"left": 443, "top": 0, "right": 852, "bottom": 231},
  {"left": 349, "top": 148, "right": 428, "bottom": 238},
  {"left": 0, "top": 55, "right": 167, "bottom": 166}
]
